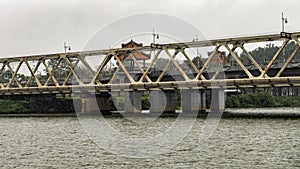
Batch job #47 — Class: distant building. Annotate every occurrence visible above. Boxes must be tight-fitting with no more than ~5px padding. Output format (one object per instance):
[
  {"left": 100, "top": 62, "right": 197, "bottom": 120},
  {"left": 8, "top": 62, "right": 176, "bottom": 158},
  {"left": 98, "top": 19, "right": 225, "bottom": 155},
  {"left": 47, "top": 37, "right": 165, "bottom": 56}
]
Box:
[
  {"left": 116, "top": 39, "right": 151, "bottom": 69},
  {"left": 113, "top": 39, "right": 151, "bottom": 83}
]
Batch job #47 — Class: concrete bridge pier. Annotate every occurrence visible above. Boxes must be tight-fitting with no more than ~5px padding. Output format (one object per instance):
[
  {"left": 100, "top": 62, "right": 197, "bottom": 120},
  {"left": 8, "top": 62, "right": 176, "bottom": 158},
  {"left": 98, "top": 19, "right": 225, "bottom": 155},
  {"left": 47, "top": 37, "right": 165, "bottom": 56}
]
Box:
[
  {"left": 201, "top": 90, "right": 206, "bottom": 112},
  {"left": 181, "top": 89, "right": 206, "bottom": 114},
  {"left": 96, "top": 92, "right": 111, "bottom": 115},
  {"left": 149, "top": 89, "right": 166, "bottom": 113},
  {"left": 164, "top": 90, "right": 176, "bottom": 114},
  {"left": 81, "top": 93, "right": 98, "bottom": 114},
  {"left": 124, "top": 90, "right": 143, "bottom": 113},
  {"left": 210, "top": 89, "right": 225, "bottom": 114},
  {"left": 81, "top": 93, "right": 111, "bottom": 114},
  {"left": 149, "top": 90, "right": 176, "bottom": 114}
]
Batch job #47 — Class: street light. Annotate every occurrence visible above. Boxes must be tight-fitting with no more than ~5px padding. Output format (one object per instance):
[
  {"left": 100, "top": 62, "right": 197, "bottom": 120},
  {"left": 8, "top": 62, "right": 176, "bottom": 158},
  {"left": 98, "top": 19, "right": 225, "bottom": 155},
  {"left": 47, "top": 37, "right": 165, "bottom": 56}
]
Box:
[
  {"left": 280, "top": 12, "right": 291, "bottom": 39},
  {"left": 64, "top": 42, "right": 71, "bottom": 53},
  {"left": 193, "top": 34, "right": 200, "bottom": 57},
  {"left": 281, "top": 12, "right": 288, "bottom": 32},
  {"left": 152, "top": 29, "right": 159, "bottom": 44},
  {"left": 193, "top": 34, "right": 202, "bottom": 68}
]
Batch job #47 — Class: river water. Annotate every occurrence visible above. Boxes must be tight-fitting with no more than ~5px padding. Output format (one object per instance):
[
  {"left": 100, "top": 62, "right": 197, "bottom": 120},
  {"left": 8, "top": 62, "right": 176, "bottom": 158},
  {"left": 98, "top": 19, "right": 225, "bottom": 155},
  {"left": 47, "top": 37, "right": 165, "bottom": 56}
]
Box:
[{"left": 0, "top": 108, "right": 300, "bottom": 168}]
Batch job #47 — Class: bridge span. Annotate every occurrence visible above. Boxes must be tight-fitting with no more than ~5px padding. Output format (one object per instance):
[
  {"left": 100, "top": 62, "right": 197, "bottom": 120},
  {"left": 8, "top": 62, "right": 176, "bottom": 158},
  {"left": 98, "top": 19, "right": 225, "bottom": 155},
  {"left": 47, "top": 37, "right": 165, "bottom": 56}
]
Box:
[{"left": 1, "top": 31, "right": 300, "bottom": 114}]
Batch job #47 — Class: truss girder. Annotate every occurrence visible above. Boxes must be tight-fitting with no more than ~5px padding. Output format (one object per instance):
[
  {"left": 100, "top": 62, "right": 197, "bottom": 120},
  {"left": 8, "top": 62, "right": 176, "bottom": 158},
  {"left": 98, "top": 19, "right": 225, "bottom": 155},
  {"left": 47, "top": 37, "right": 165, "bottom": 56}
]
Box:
[{"left": 0, "top": 32, "right": 300, "bottom": 94}]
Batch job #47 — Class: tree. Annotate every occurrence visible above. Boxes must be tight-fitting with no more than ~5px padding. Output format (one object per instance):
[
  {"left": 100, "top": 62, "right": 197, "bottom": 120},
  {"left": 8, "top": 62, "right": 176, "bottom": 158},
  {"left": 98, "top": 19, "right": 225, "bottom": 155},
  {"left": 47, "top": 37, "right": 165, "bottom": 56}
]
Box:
[
  {"left": 0, "top": 69, "right": 12, "bottom": 83},
  {"left": 239, "top": 42, "right": 300, "bottom": 65},
  {"left": 191, "top": 55, "right": 203, "bottom": 68}
]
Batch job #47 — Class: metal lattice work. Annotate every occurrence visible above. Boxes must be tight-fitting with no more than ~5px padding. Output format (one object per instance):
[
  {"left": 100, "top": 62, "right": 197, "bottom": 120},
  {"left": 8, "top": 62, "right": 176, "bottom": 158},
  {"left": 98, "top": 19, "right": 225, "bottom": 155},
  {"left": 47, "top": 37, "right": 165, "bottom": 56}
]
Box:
[{"left": 1, "top": 32, "right": 300, "bottom": 95}]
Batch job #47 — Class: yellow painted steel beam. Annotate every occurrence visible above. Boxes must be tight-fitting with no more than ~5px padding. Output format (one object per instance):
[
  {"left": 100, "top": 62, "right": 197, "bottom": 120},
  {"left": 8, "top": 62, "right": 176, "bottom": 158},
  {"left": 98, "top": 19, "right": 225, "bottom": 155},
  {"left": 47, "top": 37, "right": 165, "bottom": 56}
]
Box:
[{"left": 2, "top": 77, "right": 300, "bottom": 95}]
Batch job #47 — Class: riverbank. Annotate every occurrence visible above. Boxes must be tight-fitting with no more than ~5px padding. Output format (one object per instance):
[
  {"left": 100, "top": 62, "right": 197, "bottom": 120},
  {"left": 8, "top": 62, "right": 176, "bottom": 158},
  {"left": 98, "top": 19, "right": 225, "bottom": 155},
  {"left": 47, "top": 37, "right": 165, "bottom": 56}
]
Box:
[
  {"left": 0, "top": 96, "right": 75, "bottom": 114},
  {"left": 225, "top": 92, "right": 300, "bottom": 108}
]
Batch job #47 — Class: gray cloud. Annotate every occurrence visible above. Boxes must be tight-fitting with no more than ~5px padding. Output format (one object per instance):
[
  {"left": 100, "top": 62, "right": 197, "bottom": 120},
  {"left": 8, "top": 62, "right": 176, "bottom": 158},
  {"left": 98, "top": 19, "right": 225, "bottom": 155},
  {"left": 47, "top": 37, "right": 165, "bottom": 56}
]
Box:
[{"left": 0, "top": 0, "right": 299, "bottom": 57}]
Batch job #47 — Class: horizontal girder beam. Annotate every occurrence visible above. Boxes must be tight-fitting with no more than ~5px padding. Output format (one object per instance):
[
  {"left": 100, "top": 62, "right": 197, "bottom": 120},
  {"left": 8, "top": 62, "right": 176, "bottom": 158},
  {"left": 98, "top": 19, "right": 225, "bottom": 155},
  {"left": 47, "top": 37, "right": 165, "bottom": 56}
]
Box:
[{"left": 1, "top": 76, "right": 300, "bottom": 95}]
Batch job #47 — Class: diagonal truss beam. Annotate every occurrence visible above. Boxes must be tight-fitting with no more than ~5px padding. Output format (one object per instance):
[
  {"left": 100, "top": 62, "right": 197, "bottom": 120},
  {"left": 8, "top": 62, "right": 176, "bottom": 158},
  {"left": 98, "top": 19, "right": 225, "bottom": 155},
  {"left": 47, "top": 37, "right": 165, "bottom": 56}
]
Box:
[
  {"left": 240, "top": 44, "right": 266, "bottom": 77},
  {"left": 6, "top": 61, "right": 23, "bottom": 88},
  {"left": 92, "top": 54, "right": 113, "bottom": 85},
  {"left": 109, "top": 65, "right": 121, "bottom": 84},
  {"left": 163, "top": 47, "right": 190, "bottom": 81},
  {"left": 24, "top": 60, "right": 42, "bottom": 87},
  {"left": 156, "top": 50, "right": 179, "bottom": 82},
  {"left": 43, "top": 58, "right": 60, "bottom": 87},
  {"left": 260, "top": 39, "right": 289, "bottom": 77},
  {"left": 63, "top": 59, "right": 80, "bottom": 86},
  {"left": 138, "top": 49, "right": 162, "bottom": 83},
  {"left": 0, "top": 64, "right": 6, "bottom": 88},
  {"left": 276, "top": 38, "right": 300, "bottom": 77},
  {"left": 113, "top": 53, "right": 135, "bottom": 83},
  {"left": 78, "top": 55, "right": 95, "bottom": 77},
  {"left": 63, "top": 56, "right": 83, "bottom": 85},
  {"left": 224, "top": 44, "right": 254, "bottom": 78},
  {"left": 195, "top": 46, "right": 220, "bottom": 80},
  {"left": 25, "top": 60, "right": 42, "bottom": 87},
  {"left": 129, "top": 53, "right": 152, "bottom": 83},
  {"left": 180, "top": 49, "right": 206, "bottom": 80},
  {"left": 211, "top": 47, "right": 236, "bottom": 80}
]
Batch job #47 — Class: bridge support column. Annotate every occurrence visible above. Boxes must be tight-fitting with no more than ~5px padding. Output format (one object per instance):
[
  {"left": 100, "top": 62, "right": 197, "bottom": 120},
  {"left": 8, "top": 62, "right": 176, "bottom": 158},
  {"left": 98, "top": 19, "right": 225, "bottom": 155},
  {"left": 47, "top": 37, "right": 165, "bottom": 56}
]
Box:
[
  {"left": 96, "top": 92, "right": 111, "bottom": 115},
  {"left": 181, "top": 89, "right": 206, "bottom": 113},
  {"left": 164, "top": 90, "right": 176, "bottom": 114},
  {"left": 149, "top": 89, "right": 165, "bottom": 113},
  {"left": 81, "top": 93, "right": 111, "bottom": 114},
  {"left": 124, "top": 91, "right": 143, "bottom": 113},
  {"left": 210, "top": 89, "right": 225, "bottom": 113},
  {"left": 149, "top": 90, "right": 176, "bottom": 114},
  {"left": 201, "top": 90, "right": 207, "bottom": 111},
  {"left": 81, "top": 94, "right": 98, "bottom": 114}
]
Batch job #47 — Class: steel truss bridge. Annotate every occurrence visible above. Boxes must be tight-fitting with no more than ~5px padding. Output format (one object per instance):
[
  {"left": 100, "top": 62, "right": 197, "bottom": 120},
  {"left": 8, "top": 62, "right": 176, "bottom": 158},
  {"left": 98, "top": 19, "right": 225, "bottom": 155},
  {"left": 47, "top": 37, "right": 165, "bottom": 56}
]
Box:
[{"left": 1, "top": 31, "right": 300, "bottom": 96}]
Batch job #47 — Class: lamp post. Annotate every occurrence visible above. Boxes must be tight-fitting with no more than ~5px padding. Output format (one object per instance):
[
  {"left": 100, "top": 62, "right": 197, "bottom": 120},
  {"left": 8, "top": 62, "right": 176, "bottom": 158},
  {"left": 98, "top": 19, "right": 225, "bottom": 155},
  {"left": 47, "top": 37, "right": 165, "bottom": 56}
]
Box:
[
  {"left": 151, "top": 29, "right": 160, "bottom": 60},
  {"left": 193, "top": 34, "right": 201, "bottom": 68},
  {"left": 193, "top": 34, "right": 200, "bottom": 56},
  {"left": 64, "top": 42, "right": 71, "bottom": 53},
  {"left": 281, "top": 12, "right": 288, "bottom": 32},
  {"left": 152, "top": 29, "right": 159, "bottom": 44}
]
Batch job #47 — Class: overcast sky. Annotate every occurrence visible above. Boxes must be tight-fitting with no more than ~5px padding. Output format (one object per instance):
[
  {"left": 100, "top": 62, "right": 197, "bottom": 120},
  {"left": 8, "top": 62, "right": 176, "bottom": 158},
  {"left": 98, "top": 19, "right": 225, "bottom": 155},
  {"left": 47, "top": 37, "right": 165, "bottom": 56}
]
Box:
[{"left": 1, "top": 0, "right": 299, "bottom": 58}]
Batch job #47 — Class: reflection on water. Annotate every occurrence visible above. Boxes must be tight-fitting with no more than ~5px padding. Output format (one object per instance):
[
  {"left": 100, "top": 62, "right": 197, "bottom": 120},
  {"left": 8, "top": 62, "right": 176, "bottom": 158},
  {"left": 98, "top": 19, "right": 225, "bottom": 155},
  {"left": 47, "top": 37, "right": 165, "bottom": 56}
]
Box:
[{"left": 0, "top": 108, "right": 300, "bottom": 168}]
